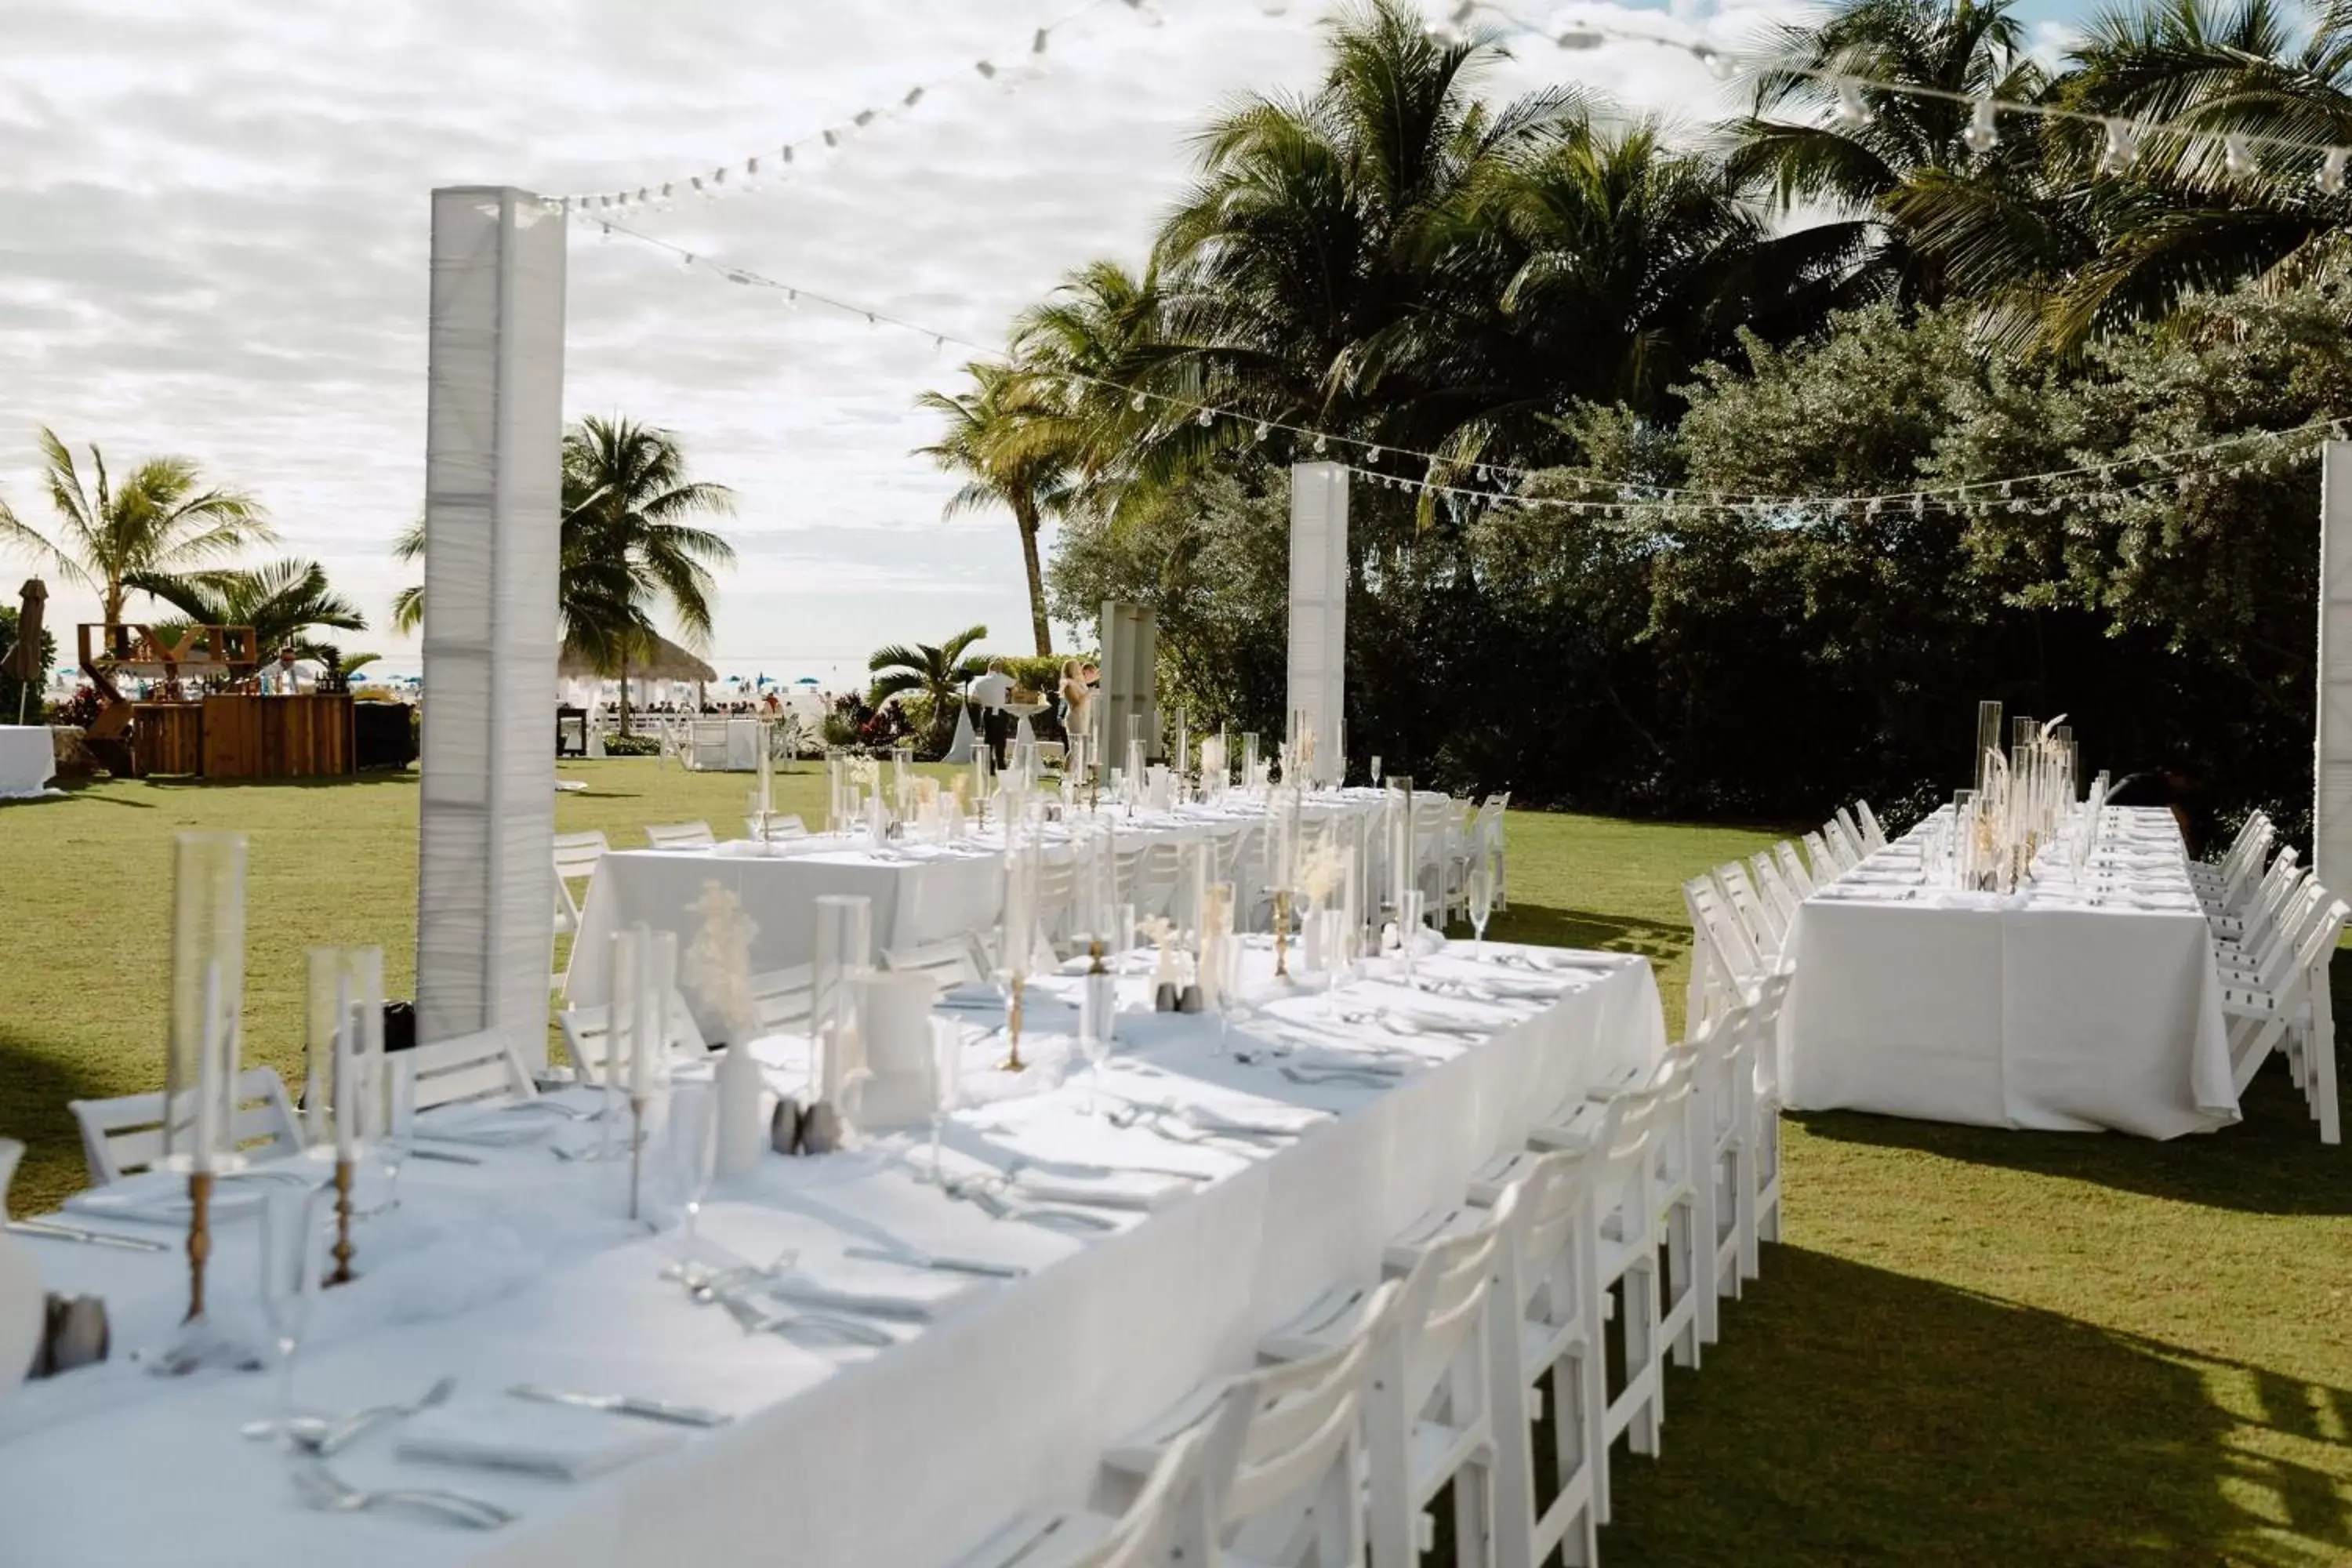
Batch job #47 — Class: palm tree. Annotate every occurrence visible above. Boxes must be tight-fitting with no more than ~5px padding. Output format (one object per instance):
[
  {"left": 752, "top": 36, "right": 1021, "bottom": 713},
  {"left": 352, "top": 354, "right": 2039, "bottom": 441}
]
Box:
[
  {"left": 390, "top": 418, "right": 739, "bottom": 731},
  {"left": 130, "top": 557, "right": 367, "bottom": 665},
  {"left": 867, "top": 624, "right": 991, "bottom": 757},
  {"left": 0, "top": 429, "right": 271, "bottom": 637},
  {"left": 915, "top": 364, "right": 1076, "bottom": 655}
]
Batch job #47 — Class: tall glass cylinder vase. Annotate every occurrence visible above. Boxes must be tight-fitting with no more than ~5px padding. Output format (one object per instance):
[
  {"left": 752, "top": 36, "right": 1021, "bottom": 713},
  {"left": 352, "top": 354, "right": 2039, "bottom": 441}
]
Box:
[
  {"left": 1974, "top": 699, "right": 2003, "bottom": 797},
  {"left": 1240, "top": 733, "right": 1259, "bottom": 793},
  {"left": 810, "top": 896, "right": 873, "bottom": 1100},
  {"left": 166, "top": 831, "right": 248, "bottom": 1173},
  {"left": 302, "top": 947, "right": 384, "bottom": 1151}
]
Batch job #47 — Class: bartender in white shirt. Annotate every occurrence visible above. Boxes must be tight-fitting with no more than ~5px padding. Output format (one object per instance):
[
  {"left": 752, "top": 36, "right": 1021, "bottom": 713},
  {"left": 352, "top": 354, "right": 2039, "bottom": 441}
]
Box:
[
  {"left": 261, "top": 646, "right": 311, "bottom": 695},
  {"left": 968, "top": 658, "right": 1012, "bottom": 768}
]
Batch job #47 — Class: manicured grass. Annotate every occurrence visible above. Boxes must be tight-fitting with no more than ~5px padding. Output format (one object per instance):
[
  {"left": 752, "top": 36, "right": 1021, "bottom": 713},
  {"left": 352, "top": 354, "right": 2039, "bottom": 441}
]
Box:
[{"left": 2, "top": 761, "right": 2348, "bottom": 1563}]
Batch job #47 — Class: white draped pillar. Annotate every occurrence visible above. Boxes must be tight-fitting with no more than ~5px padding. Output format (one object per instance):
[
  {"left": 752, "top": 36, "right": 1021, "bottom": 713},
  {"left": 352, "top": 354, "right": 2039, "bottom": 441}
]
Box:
[
  {"left": 1287, "top": 461, "right": 1348, "bottom": 786},
  {"left": 416, "top": 187, "right": 567, "bottom": 1063},
  {"left": 2318, "top": 441, "right": 2352, "bottom": 892}
]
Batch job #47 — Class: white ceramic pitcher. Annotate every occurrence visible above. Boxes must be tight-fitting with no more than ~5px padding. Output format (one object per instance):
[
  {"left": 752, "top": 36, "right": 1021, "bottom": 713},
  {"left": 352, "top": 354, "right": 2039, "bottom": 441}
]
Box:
[{"left": 0, "top": 1138, "right": 47, "bottom": 1396}]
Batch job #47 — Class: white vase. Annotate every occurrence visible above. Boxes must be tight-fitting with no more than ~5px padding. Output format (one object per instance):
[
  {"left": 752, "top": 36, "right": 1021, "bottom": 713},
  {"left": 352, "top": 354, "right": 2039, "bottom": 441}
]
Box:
[
  {"left": 713, "top": 1037, "right": 765, "bottom": 1181},
  {"left": 0, "top": 1139, "right": 47, "bottom": 1396}
]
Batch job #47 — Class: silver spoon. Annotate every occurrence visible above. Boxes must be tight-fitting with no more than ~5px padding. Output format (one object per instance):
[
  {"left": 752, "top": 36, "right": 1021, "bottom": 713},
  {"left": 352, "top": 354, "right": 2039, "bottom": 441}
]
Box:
[{"left": 290, "top": 1458, "right": 514, "bottom": 1530}]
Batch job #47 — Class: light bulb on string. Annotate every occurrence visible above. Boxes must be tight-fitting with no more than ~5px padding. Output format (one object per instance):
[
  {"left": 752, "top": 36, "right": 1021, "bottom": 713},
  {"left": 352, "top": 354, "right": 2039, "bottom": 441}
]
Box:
[
  {"left": 1196, "top": 407, "right": 1213, "bottom": 427},
  {"left": 1962, "top": 97, "right": 1998, "bottom": 154},
  {"left": 1312, "top": 434, "right": 1328, "bottom": 455},
  {"left": 1555, "top": 25, "right": 1604, "bottom": 49},
  {"left": 2320, "top": 147, "right": 2349, "bottom": 195},
  {"left": 823, "top": 129, "right": 842, "bottom": 149},
  {"left": 853, "top": 110, "right": 878, "bottom": 131},
  {"left": 1367, "top": 446, "right": 1382, "bottom": 462},
  {"left": 1253, "top": 421, "right": 1269, "bottom": 444},
  {"left": 1130, "top": 391, "right": 1148, "bottom": 412},
  {"left": 742, "top": 158, "right": 760, "bottom": 192},
  {"left": 975, "top": 59, "right": 999, "bottom": 79},
  {"left": 903, "top": 85, "right": 924, "bottom": 111},
  {"left": 690, "top": 176, "right": 706, "bottom": 198}
]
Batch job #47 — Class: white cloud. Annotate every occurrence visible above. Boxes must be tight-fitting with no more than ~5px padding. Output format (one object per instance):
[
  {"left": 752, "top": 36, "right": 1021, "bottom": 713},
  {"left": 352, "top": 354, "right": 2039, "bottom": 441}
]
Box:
[{"left": 1, "top": 0, "right": 1818, "bottom": 680}]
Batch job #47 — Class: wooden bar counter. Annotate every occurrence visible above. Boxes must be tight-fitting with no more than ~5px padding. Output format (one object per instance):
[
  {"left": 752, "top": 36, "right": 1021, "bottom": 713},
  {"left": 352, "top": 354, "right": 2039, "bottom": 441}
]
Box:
[{"left": 130, "top": 692, "right": 354, "bottom": 779}]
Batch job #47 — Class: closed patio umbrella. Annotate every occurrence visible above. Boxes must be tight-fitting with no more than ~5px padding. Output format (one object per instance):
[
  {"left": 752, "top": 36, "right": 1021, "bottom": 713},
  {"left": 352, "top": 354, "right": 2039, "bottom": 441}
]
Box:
[{"left": 4, "top": 579, "right": 45, "bottom": 724}]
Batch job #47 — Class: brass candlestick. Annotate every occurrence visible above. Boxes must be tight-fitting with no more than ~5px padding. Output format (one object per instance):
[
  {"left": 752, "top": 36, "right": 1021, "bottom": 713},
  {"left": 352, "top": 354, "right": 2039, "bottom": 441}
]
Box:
[
  {"left": 1272, "top": 890, "right": 1292, "bottom": 979},
  {"left": 183, "top": 1171, "right": 213, "bottom": 1322},
  {"left": 326, "top": 1158, "right": 356, "bottom": 1287},
  {"left": 1001, "top": 975, "right": 1027, "bottom": 1073}
]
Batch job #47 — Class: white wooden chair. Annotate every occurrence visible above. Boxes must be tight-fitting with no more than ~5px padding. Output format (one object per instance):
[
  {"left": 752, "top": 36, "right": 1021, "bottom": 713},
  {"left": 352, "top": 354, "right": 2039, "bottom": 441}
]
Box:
[
  {"left": 2209, "top": 849, "right": 2302, "bottom": 951},
  {"left": 71, "top": 1066, "right": 302, "bottom": 1186},
  {"left": 884, "top": 941, "right": 983, "bottom": 989},
  {"left": 1133, "top": 840, "right": 1184, "bottom": 920},
  {"left": 1588, "top": 1051, "right": 1704, "bottom": 1370},
  {"left": 2190, "top": 812, "right": 2271, "bottom": 905},
  {"left": 1713, "top": 860, "right": 1785, "bottom": 960},
  {"left": 1683, "top": 873, "right": 1768, "bottom": 1028},
  {"left": 1035, "top": 858, "right": 1078, "bottom": 953},
  {"left": 550, "top": 830, "right": 612, "bottom": 987},
  {"left": 557, "top": 990, "right": 710, "bottom": 1086},
  {"left": 1853, "top": 798, "right": 1889, "bottom": 851},
  {"left": 1801, "top": 829, "right": 1840, "bottom": 887},
  {"left": 400, "top": 1029, "right": 537, "bottom": 1113},
  {"left": 1104, "top": 1283, "right": 1398, "bottom": 1567},
  {"left": 644, "top": 820, "right": 717, "bottom": 849},
  {"left": 1261, "top": 1196, "right": 1512, "bottom": 1567},
  {"left": 1821, "top": 817, "right": 1864, "bottom": 873},
  {"left": 948, "top": 1420, "right": 1225, "bottom": 1568},
  {"left": 1742, "top": 971, "right": 1793, "bottom": 1275},
  {"left": 1776, "top": 839, "right": 1818, "bottom": 900},
  {"left": 749, "top": 964, "right": 815, "bottom": 1035},
  {"left": 1750, "top": 851, "right": 1803, "bottom": 935},
  {"left": 744, "top": 813, "right": 808, "bottom": 843},
  {"left": 1455, "top": 1148, "right": 1605, "bottom": 1568},
  {"left": 2223, "top": 894, "right": 2349, "bottom": 1131}
]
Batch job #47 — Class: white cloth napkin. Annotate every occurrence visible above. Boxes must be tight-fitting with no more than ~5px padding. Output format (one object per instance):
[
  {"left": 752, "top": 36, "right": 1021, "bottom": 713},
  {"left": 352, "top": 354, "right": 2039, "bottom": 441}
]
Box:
[
  {"left": 758, "top": 1264, "right": 987, "bottom": 1322},
  {"left": 1012, "top": 1167, "right": 1193, "bottom": 1211},
  {"left": 397, "top": 1401, "right": 684, "bottom": 1481},
  {"left": 1181, "top": 1103, "right": 1325, "bottom": 1138}
]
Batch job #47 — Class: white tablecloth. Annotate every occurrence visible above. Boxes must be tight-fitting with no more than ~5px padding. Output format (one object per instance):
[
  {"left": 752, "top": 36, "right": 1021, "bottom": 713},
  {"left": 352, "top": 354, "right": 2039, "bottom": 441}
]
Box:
[
  {"left": 568, "top": 794, "right": 1457, "bottom": 1035},
  {"left": 0, "top": 942, "right": 1664, "bottom": 1566},
  {"left": 0, "top": 724, "right": 55, "bottom": 798},
  {"left": 1781, "top": 806, "right": 2235, "bottom": 1138}
]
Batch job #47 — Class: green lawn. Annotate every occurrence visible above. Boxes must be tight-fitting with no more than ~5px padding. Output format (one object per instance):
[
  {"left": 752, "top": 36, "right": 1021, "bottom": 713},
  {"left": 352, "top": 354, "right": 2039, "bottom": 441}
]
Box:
[{"left": 2, "top": 761, "right": 2348, "bottom": 1563}]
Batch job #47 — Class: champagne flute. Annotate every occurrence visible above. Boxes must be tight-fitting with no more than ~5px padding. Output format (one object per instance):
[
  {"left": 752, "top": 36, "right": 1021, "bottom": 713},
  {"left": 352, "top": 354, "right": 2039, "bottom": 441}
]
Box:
[
  {"left": 256, "top": 1183, "right": 328, "bottom": 1443},
  {"left": 1468, "top": 858, "right": 1494, "bottom": 954},
  {"left": 927, "top": 1018, "right": 963, "bottom": 1183},
  {"left": 1370, "top": 755, "right": 1382, "bottom": 789},
  {"left": 372, "top": 1056, "right": 416, "bottom": 1218}
]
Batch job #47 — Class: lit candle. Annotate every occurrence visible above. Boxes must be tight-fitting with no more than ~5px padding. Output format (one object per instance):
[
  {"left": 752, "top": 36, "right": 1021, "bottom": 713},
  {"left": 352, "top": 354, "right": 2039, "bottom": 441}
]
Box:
[
  {"left": 332, "top": 971, "right": 357, "bottom": 1161},
  {"left": 193, "top": 960, "right": 222, "bottom": 1174}
]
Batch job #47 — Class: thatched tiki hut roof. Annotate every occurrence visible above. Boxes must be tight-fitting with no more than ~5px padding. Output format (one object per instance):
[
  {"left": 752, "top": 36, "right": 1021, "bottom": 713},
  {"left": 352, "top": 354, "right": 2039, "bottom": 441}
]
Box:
[{"left": 557, "top": 633, "right": 715, "bottom": 684}]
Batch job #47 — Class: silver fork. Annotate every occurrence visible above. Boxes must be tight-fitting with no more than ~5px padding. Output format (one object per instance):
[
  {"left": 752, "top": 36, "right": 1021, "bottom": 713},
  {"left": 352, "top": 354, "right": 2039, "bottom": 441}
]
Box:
[
  {"left": 290, "top": 1458, "right": 514, "bottom": 1530},
  {"left": 294, "top": 1375, "right": 459, "bottom": 1458}
]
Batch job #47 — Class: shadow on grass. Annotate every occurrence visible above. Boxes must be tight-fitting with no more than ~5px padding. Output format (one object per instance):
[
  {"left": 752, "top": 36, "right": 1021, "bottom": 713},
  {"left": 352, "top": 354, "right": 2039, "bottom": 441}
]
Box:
[
  {"left": 1791, "top": 1057, "right": 2352, "bottom": 1218},
  {"left": 9, "top": 779, "right": 152, "bottom": 808},
  {"left": 1602, "top": 1245, "right": 2351, "bottom": 1566},
  {"left": 1486, "top": 902, "right": 1689, "bottom": 967},
  {"left": 0, "top": 1024, "right": 122, "bottom": 1216},
  {"left": 139, "top": 771, "right": 416, "bottom": 790}
]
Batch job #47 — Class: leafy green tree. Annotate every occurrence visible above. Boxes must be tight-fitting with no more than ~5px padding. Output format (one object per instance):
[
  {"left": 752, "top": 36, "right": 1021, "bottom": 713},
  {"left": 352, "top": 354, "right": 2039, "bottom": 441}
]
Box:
[
  {"left": 866, "top": 625, "right": 991, "bottom": 757},
  {"left": 914, "top": 365, "right": 1077, "bottom": 655},
  {"left": 0, "top": 429, "right": 271, "bottom": 631}
]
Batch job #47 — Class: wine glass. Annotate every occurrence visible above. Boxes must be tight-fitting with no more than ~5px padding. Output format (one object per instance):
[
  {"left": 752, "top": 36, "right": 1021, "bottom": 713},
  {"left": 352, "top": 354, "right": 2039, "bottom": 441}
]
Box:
[
  {"left": 1370, "top": 755, "right": 1382, "bottom": 789},
  {"left": 1468, "top": 858, "right": 1494, "bottom": 954},
  {"left": 256, "top": 1183, "right": 328, "bottom": 1443},
  {"left": 662, "top": 1082, "right": 716, "bottom": 1287},
  {"left": 927, "top": 1018, "right": 963, "bottom": 1183}
]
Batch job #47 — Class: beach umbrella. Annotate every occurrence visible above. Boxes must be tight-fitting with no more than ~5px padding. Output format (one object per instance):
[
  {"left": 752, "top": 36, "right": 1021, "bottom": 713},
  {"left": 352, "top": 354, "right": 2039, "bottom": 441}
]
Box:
[{"left": 4, "top": 579, "right": 45, "bottom": 724}]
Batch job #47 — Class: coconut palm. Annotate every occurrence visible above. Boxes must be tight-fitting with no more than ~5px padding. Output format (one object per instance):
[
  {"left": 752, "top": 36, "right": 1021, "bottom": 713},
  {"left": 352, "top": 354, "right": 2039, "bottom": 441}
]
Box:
[
  {"left": 0, "top": 429, "right": 271, "bottom": 632},
  {"left": 914, "top": 365, "right": 1077, "bottom": 656},
  {"left": 129, "top": 557, "right": 366, "bottom": 664},
  {"left": 391, "top": 418, "right": 739, "bottom": 731},
  {"left": 867, "top": 624, "right": 991, "bottom": 756}
]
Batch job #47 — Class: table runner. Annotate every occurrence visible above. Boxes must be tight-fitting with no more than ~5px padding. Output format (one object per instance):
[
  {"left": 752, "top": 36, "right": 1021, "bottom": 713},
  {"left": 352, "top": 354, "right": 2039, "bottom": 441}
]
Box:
[
  {"left": 1780, "top": 805, "right": 2234, "bottom": 1138},
  {"left": 0, "top": 942, "right": 1661, "bottom": 1566}
]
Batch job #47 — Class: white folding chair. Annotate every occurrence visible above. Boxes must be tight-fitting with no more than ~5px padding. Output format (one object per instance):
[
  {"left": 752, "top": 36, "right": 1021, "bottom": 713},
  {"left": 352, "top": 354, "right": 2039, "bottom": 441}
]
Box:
[
  {"left": 1260, "top": 1200, "right": 1512, "bottom": 1567},
  {"left": 1750, "top": 851, "right": 1803, "bottom": 935},
  {"left": 557, "top": 990, "right": 710, "bottom": 1086},
  {"left": 1133, "top": 840, "right": 1184, "bottom": 920},
  {"left": 2223, "top": 895, "right": 2350, "bottom": 1110},
  {"left": 550, "top": 829, "right": 612, "bottom": 985},
  {"left": 750, "top": 964, "right": 815, "bottom": 1035},
  {"left": 1713, "top": 860, "right": 1785, "bottom": 960},
  {"left": 1035, "top": 858, "right": 1078, "bottom": 952},
  {"left": 884, "top": 941, "right": 983, "bottom": 989},
  {"left": 1104, "top": 1284, "right": 1399, "bottom": 1566},
  {"left": 2190, "top": 812, "right": 2270, "bottom": 900},
  {"left": 71, "top": 1067, "right": 302, "bottom": 1186},
  {"left": 2210, "top": 848, "right": 2301, "bottom": 951},
  {"left": 1853, "top": 799, "right": 1889, "bottom": 851},
  {"left": 681, "top": 719, "right": 732, "bottom": 771},
  {"left": 1586, "top": 1052, "right": 1704, "bottom": 1369},
  {"left": 1774, "top": 840, "right": 1817, "bottom": 900},
  {"left": 2198, "top": 818, "right": 2277, "bottom": 916},
  {"left": 644, "top": 820, "right": 717, "bottom": 849},
  {"left": 401, "top": 1029, "right": 537, "bottom": 1112},
  {"left": 1821, "top": 818, "right": 1864, "bottom": 873},
  {"left": 949, "top": 1420, "right": 1225, "bottom": 1568},
  {"left": 1682, "top": 873, "right": 1766, "bottom": 1028},
  {"left": 1801, "top": 830, "right": 1840, "bottom": 887},
  {"left": 744, "top": 813, "right": 808, "bottom": 843}
]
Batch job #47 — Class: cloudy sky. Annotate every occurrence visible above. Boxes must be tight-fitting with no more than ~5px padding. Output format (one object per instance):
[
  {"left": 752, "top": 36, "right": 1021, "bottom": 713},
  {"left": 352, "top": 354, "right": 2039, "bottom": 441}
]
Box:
[{"left": 0, "top": 0, "right": 2085, "bottom": 684}]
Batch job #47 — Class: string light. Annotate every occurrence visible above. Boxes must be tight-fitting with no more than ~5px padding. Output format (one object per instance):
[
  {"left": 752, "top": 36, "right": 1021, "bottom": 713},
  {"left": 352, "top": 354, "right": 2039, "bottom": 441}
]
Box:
[{"left": 586, "top": 216, "right": 2342, "bottom": 517}]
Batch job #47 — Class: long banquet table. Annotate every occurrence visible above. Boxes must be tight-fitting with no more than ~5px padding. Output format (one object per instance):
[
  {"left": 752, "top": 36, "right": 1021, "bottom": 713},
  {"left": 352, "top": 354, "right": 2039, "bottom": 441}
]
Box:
[
  {"left": 1780, "top": 804, "right": 2234, "bottom": 1138},
  {"left": 566, "top": 790, "right": 1457, "bottom": 1031},
  {"left": 0, "top": 939, "right": 1662, "bottom": 1566}
]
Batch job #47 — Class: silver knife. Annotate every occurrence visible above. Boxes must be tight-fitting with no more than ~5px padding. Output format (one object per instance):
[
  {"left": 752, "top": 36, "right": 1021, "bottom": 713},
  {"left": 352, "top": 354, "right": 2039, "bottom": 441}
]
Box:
[
  {"left": 506, "top": 1384, "right": 731, "bottom": 1428},
  {"left": 844, "top": 1245, "right": 1027, "bottom": 1279},
  {"left": 6, "top": 1218, "right": 168, "bottom": 1252}
]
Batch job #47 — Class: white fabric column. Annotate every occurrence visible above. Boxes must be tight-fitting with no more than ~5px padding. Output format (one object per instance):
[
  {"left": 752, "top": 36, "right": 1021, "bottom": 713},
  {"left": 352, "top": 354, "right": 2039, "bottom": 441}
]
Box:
[
  {"left": 416, "top": 187, "right": 567, "bottom": 1063},
  {"left": 1098, "top": 601, "right": 1158, "bottom": 761},
  {"left": 1287, "top": 461, "right": 1348, "bottom": 786},
  {"left": 2318, "top": 441, "right": 2352, "bottom": 893}
]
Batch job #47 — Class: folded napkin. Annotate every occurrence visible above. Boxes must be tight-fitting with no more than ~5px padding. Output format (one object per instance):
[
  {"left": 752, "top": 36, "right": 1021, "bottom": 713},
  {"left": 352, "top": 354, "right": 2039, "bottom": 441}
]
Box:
[
  {"left": 938, "top": 984, "right": 1002, "bottom": 1010},
  {"left": 1181, "top": 1103, "right": 1325, "bottom": 1138},
  {"left": 397, "top": 1402, "right": 684, "bottom": 1481},
  {"left": 1013, "top": 1167, "right": 1194, "bottom": 1211},
  {"left": 757, "top": 1266, "right": 985, "bottom": 1323},
  {"left": 66, "top": 1166, "right": 287, "bottom": 1223}
]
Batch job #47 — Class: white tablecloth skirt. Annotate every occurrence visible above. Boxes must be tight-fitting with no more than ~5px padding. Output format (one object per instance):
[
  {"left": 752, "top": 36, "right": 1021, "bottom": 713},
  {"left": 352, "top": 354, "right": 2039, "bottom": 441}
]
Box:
[
  {"left": 0, "top": 724, "right": 55, "bottom": 799},
  {"left": 0, "top": 950, "right": 1664, "bottom": 1567},
  {"left": 1781, "top": 855, "right": 2235, "bottom": 1138}
]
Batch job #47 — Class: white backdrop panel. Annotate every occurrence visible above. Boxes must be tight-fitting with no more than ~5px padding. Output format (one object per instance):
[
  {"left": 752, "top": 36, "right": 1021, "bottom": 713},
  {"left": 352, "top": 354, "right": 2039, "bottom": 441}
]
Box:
[{"left": 1286, "top": 461, "right": 1348, "bottom": 786}]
